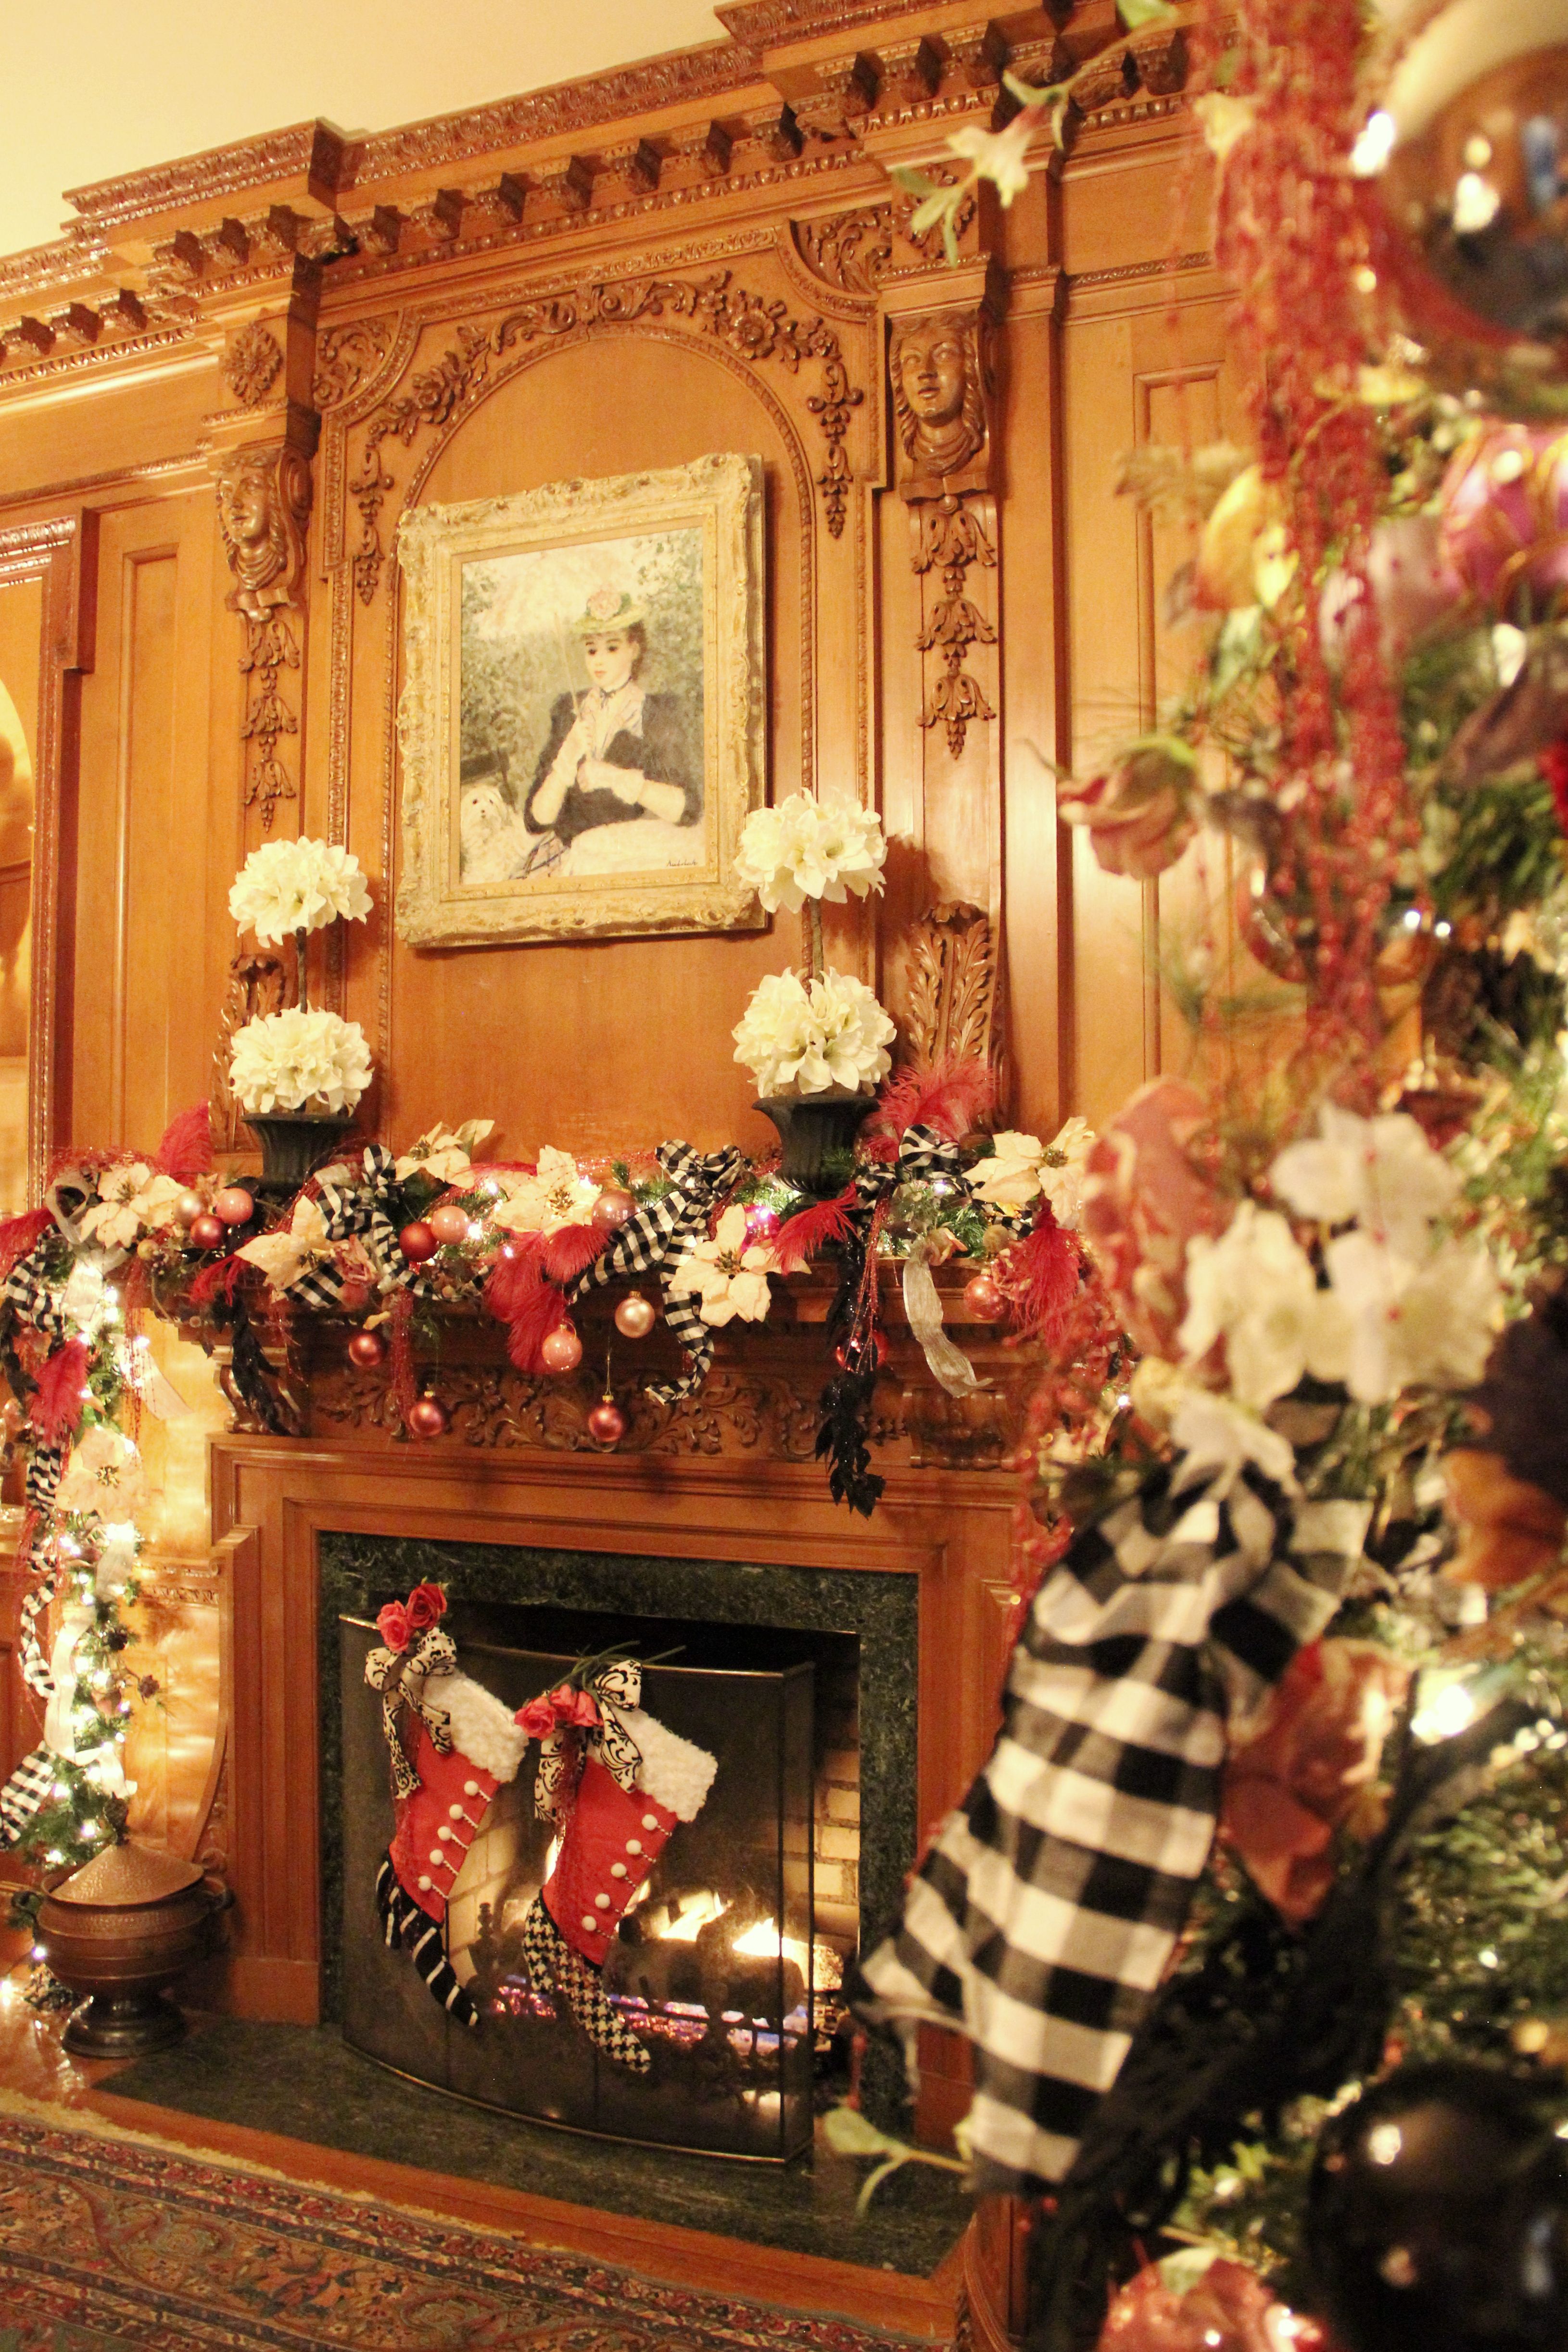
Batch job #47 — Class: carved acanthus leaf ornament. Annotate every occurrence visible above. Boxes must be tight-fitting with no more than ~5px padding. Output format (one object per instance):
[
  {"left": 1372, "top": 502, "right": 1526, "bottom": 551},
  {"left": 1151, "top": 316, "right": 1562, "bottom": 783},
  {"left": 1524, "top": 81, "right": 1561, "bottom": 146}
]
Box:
[{"left": 348, "top": 269, "right": 864, "bottom": 601}]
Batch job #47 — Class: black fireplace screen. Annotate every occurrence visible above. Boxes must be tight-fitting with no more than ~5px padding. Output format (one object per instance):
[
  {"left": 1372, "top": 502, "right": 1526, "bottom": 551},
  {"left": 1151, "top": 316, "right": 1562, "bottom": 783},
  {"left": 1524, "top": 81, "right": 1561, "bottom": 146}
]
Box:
[{"left": 340, "top": 1607, "right": 817, "bottom": 2161}]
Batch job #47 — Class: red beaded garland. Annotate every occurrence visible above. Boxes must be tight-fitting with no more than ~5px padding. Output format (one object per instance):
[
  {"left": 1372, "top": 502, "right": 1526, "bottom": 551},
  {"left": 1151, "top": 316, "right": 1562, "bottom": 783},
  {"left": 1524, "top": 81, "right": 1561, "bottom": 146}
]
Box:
[
  {"left": 347, "top": 1328, "right": 387, "bottom": 1369},
  {"left": 587, "top": 1397, "right": 628, "bottom": 1447},
  {"left": 212, "top": 1186, "right": 254, "bottom": 1227},
  {"left": 188, "top": 1213, "right": 225, "bottom": 1251},
  {"left": 407, "top": 1394, "right": 451, "bottom": 1439},
  {"left": 398, "top": 1220, "right": 439, "bottom": 1264},
  {"left": 427, "top": 1202, "right": 471, "bottom": 1247},
  {"left": 540, "top": 1323, "right": 583, "bottom": 1374},
  {"left": 613, "top": 1291, "right": 657, "bottom": 1340}
]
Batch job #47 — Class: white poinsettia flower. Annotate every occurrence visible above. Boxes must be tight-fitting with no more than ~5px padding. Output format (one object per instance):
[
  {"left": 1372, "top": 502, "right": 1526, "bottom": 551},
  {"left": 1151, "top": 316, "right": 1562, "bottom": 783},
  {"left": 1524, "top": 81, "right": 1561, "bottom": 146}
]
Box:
[
  {"left": 492, "top": 1146, "right": 600, "bottom": 1238},
  {"left": 228, "top": 838, "right": 372, "bottom": 946},
  {"left": 237, "top": 1194, "right": 330, "bottom": 1292},
  {"left": 393, "top": 1120, "right": 495, "bottom": 1185},
  {"left": 947, "top": 116, "right": 1036, "bottom": 206},
  {"left": 1324, "top": 1229, "right": 1501, "bottom": 1405},
  {"left": 969, "top": 1132, "right": 1047, "bottom": 1209},
  {"left": 1270, "top": 1105, "right": 1459, "bottom": 1255},
  {"left": 229, "top": 1007, "right": 372, "bottom": 1115},
  {"left": 668, "top": 1206, "right": 774, "bottom": 1328},
  {"left": 78, "top": 1161, "right": 187, "bottom": 1250},
  {"left": 56, "top": 1426, "right": 148, "bottom": 1519},
  {"left": 1038, "top": 1117, "right": 1095, "bottom": 1230},
  {"left": 1179, "top": 1201, "right": 1348, "bottom": 1411},
  {"left": 734, "top": 793, "right": 887, "bottom": 915},
  {"left": 732, "top": 967, "right": 895, "bottom": 1098}
]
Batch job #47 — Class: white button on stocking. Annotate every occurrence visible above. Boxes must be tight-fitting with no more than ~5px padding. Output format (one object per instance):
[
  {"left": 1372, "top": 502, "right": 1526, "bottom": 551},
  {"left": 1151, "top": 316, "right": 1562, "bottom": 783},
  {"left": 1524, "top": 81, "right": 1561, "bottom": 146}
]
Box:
[
  {"left": 610, "top": 1863, "right": 627, "bottom": 1880},
  {"left": 448, "top": 1804, "right": 465, "bottom": 1820},
  {"left": 581, "top": 1914, "right": 597, "bottom": 1933},
  {"left": 437, "top": 1825, "right": 453, "bottom": 1841},
  {"left": 594, "top": 1893, "right": 610, "bottom": 1909},
  {"left": 417, "top": 1875, "right": 432, "bottom": 1892},
  {"left": 464, "top": 1781, "right": 480, "bottom": 1796},
  {"left": 625, "top": 1839, "right": 642, "bottom": 1856},
  {"left": 641, "top": 1814, "right": 659, "bottom": 1831},
  {"left": 428, "top": 1849, "right": 443, "bottom": 1865}
]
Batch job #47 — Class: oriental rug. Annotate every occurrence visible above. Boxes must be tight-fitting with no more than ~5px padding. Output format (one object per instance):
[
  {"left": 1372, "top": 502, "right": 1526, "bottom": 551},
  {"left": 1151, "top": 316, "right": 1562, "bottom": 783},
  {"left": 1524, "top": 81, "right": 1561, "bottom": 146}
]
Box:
[{"left": 0, "top": 2112, "right": 930, "bottom": 2350}]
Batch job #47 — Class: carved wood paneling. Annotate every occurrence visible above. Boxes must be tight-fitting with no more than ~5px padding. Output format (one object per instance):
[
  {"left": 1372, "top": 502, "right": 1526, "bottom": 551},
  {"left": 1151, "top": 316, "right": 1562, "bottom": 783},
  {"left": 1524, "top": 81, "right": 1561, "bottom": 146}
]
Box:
[{"left": 215, "top": 441, "right": 313, "bottom": 830}]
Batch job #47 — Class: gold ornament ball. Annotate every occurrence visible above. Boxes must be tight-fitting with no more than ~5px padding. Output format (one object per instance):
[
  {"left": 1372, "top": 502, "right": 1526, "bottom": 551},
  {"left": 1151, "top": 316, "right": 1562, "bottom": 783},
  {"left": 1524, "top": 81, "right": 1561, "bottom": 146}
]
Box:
[
  {"left": 175, "top": 1190, "right": 205, "bottom": 1228},
  {"left": 614, "top": 1291, "right": 657, "bottom": 1340},
  {"left": 427, "top": 1202, "right": 471, "bottom": 1247}
]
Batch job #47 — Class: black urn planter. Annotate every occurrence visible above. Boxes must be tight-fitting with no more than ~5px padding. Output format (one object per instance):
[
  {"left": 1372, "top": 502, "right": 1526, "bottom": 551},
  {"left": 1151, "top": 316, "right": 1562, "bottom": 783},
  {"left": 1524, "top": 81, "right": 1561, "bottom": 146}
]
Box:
[
  {"left": 754, "top": 1089, "right": 871, "bottom": 1197},
  {"left": 245, "top": 1112, "right": 359, "bottom": 1204}
]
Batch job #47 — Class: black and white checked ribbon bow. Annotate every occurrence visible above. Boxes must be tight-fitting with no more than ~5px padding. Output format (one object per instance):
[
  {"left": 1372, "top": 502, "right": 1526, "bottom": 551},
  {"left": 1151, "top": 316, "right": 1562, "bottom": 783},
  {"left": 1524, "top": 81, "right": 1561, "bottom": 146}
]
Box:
[
  {"left": 3, "top": 1239, "right": 70, "bottom": 1349},
  {"left": 286, "top": 1145, "right": 439, "bottom": 1315},
  {"left": 364, "top": 1623, "right": 458, "bottom": 1803},
  {"left": 851, "top": 1123, "right": 974, "bottom": 1219},
  {"left": 571, "top": 1141, "right": 749, "bottom": 1407}
]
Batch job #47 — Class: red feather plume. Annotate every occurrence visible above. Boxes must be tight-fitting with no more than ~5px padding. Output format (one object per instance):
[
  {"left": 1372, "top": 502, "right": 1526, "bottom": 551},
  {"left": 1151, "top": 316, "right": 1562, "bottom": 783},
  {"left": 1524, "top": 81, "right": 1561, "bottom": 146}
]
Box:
[
  {"left": 153, "top": 1103, "right": 214, "bottom": 1182},
  {"left": 542, "top": 1222, "right": 608, "bottom": 1285},
  {"left": 189, "top": 1255, "right": 247, "bottom": 1308},
  {"left": 996, "top": 1208, "right": 1083, "bottom": 1350},
  {"left": 0, "top": 1208, "right": 52, "bottom": 1282},
  {"left": 863, "top": 1054, "right": 996, "bottom": 1157},
  {"left": 483, "top": 1237, "right": 569, "bottom": 1374},
  {"left": 772, "top": 1184, "right": 858, "bottom": 1276},
  {"left": 29, "top": 1338, "right": 90, "bottom": 1449}
]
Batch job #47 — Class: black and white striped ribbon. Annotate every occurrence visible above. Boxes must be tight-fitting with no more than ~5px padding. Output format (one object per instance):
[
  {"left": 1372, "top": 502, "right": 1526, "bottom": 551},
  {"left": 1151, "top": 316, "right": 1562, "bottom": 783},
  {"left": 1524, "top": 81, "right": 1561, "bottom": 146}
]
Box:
[
  {"left": 3, "top": 1241, "right": 69, "bottom": 1349},
  {"left": 285, "top": 1145, "right": 439, "bottom": 1315},
  {"left": 375, "top": 1848, "right": 478, "bottom": 2028},
  {"left": 0, "top": 1744, "right": 60, "bottom": 1845},
  {"left": 571, "top": 1141, "right": 749, "bottom": 1407},
  {"left": 18, "top": 1570, "right": 61, "bottom": 1700},
  {"left": 24, "top": 1440, "right": 67, "bottom": 1526}
]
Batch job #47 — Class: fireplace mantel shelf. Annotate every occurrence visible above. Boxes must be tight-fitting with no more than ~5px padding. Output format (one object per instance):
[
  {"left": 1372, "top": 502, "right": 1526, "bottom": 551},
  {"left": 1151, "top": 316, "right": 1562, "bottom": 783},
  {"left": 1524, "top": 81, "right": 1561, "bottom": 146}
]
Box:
[{"left": 196, "top": 1261, "right": 1043, "bottom": 1473}]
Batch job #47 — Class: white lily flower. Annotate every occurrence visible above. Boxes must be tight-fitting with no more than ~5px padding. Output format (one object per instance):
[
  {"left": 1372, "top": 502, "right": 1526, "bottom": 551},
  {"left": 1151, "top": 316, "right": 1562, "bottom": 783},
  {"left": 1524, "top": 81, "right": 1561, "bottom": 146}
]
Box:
[
  {"left": 1180, "top": 1201, "right": 1348, "bottom": 1410},
  {"left": 1270, "top": 1104, "right": 1459, "bottom": 1254}
]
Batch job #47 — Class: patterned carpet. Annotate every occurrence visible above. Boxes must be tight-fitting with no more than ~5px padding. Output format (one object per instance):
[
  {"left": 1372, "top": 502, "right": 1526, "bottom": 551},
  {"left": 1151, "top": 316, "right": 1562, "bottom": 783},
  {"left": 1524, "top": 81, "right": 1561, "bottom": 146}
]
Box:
[{"left": 0, "top": 2113, "right": 934, "bottom": 2349}]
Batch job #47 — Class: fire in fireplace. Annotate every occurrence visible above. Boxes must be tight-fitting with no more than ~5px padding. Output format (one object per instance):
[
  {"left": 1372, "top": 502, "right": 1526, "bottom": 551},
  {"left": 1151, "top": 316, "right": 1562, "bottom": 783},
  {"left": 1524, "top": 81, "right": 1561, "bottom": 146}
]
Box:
[{"left": 340, "top": 1604, "right": 849, "bottom": 2161}]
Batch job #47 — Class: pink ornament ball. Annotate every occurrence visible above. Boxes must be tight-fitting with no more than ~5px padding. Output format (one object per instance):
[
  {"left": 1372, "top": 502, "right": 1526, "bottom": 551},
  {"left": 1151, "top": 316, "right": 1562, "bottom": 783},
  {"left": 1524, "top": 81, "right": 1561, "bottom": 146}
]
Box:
[
  {"left": 398, "top": 1220, "right": 439, "bottom": 1264},
  {"left": 1439, "top": 425, "right": 1568, "bottom": 606},
  {"left": 962, "top": 1272, "right": 1005, "bottom": 1322},
  {"left": 587, "top": 1397, "right": 628, "bottom": 1447},
  {"left": 407, "top": 1394, "right": 450, "bottom": 1440},
  {"left": 593, "top": 1186, "right": 637, "bottom": 1231},
  {"left": 347, "top": 1329, "right": 387, "bottom": 1369},
  {"left": 614, "top": 1291, "right": 657, "bottom": 1340},
  {"left": 174, "top": 1190, "right": 205, "bottom": 1228},
  {"left": 540, "top": 1322, "right": 583, "bottom": 1374},
  {"left": 212, "top": 1186, "right": 254, "bottom": 1227},
  {"left": 744, "top": 1203, "right": 782, "bottom": 1245},
  {"left": 188, "top": 1213, "right": 226, "bottom": 1251},
  {"left": 427, "top": 1202, "right": 471, "bottom": 1247}
]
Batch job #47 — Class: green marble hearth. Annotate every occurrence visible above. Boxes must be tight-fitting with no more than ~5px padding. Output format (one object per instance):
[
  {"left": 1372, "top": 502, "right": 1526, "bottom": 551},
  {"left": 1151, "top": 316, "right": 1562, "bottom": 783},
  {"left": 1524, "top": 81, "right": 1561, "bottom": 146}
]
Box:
[
  {"left": 317, "top": 1534, "right": 921, "bottom": 2131},
  {"left": 105, "top": 2017, "right": 970, "bottom": 2275}
]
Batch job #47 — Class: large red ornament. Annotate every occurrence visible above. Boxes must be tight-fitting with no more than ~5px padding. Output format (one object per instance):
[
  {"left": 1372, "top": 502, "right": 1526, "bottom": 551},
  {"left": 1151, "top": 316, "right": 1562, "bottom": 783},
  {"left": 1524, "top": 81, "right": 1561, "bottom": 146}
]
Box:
[
  {"left": 427, "top": 1202, "right": 471, "bottom": 1247},
  {"left": 407, "top": 1394, "right": 450, "bottom": 1439},
  {"left": 188, "top": 1213, "right": 225, "bottom": 1251},
  {"left": 593, "top": 1186, "right": 636, "bottom": 1231},
  {"left": 962, "top": 1272, "right": 1005, "bottom": 1322},
  {"left": 398, "top": 1221, "right": 439, "bottom": 1264},
  {"left": 347, "top": 1329, "right": 387, "bottom": 1370},
  {"left": 212, "top": 1186, "right": 254, "bottom": 1227},
  {"left": 614, "top": 1291, "right": 656, "bottom": 1340},
  {"left": 587, "top": 1396, "right": 628, "bottom": 1447},
  {"left": 541, "top": 1323, "right": 583, "bottom": 1374}
]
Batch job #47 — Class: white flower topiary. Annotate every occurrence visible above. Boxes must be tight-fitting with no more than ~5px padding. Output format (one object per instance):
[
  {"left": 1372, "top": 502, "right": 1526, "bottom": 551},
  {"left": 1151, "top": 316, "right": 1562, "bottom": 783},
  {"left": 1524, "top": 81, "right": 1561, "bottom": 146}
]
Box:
[
  {"left": 228, "top": 838, "right": 372, "bottom": 946},
  {"left": 229, "top": 1007, "right": 372, "bottom": 1115},
  {"left": 732, "top": 967, "right": 895, "bottom": 1098}
]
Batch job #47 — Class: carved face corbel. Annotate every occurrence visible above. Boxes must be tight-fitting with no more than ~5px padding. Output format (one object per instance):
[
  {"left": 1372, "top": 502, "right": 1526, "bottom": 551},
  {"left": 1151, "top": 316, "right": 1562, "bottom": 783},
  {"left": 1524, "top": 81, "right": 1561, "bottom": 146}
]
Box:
[
  {"left": 214, "top": 443, "right": 312, "bottom": 621},
  {"left": 888, "top": 307, "right": 994, "bottom": 501}
]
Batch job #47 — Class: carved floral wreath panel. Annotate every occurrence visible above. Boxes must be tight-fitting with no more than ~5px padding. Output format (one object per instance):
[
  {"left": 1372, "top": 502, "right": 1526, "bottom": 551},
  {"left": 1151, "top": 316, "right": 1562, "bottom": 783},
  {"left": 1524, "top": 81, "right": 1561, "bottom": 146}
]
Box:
[{"left": 395, "top": 451, "right": 766, "bottom": 946}]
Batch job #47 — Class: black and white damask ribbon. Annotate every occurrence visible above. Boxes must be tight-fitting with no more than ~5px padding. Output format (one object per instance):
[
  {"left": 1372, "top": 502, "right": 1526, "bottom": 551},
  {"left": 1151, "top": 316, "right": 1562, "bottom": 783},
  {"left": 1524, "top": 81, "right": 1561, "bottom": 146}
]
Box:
[
  {"left": 530, "top": 1657, "right": 644, "bottom": 1820},
  {"left": 570, "top": 1141, "right": 749, "bottom": 1407},
  {"left": 286, "top": 1145, "right": 440, "bottom": 1315},
  {"left": 363, "top": 1623, "right": 458, "bottom": 1802}
]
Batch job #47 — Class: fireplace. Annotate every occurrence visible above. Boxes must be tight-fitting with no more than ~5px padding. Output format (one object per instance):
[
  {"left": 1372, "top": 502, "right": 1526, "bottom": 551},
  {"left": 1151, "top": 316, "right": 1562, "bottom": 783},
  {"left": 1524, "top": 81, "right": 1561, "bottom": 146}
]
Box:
[{"left": 318, "top": 1533, "right": 917, "bottom": 2134}]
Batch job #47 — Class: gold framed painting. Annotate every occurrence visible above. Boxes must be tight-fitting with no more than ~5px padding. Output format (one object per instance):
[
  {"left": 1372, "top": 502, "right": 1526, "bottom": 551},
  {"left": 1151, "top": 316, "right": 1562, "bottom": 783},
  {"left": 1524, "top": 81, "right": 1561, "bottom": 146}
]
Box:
[{"left": 395, "top": 451, "right": 766, "bottom": 947}]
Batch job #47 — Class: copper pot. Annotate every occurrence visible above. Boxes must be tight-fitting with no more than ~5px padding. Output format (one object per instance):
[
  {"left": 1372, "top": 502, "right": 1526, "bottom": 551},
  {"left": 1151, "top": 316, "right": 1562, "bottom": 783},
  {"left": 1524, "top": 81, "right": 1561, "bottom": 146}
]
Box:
[{"left": 36, "top": 1841, "right": 230, "bottom": 2057}]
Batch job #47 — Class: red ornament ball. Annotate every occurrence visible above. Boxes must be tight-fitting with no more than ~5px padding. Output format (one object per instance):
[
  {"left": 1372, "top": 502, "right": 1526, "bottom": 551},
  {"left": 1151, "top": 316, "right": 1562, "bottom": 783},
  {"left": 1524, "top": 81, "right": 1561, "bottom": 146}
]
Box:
[
  {"left": 347, "top": 1328, "right": 387, "bottom": 1370},
  {"left": 174, "top": 1189, "right": 205, "bottom": 1228},
  {"left": 398, "top": 1220, "right": 439, "bottom": 1264},
  {"left": 336, "top": 1279, "right": 371, "bottom": 1315},
  {"left": 593, "top": 1186, "right": 637, "bottom": 1231},
  {"left": 962, "top": 1272, "right": 1005, "bottom": 1322},
  {"left": 587, "top": 1397, "right": 628, "bottom": 1447},
  {"left": 189, "top": 1213, "right": 226, "bottom": 1251},
  {"left": 407, "top": 1393, "right": 450, "bottom": 1440},
  {"left": 614, "top": 1291, "right": 657, "bottom": 1340},
  {"left": 212, "top": 1186, "right": 254, "bottom": 1227},
  {"left": 540, "top": 1322, "right": 583, "bottom": 1374},
  {"left": 427, "top": 1202, "right": 471, "bottom": 1247},
  {"left": 835, "top": 1332, "right": 885, "bottom": 1373}
]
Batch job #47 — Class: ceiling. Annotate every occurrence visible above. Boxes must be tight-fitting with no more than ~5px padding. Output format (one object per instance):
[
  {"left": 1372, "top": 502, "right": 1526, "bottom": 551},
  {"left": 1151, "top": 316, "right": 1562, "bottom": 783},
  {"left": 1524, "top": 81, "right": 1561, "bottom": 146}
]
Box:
[{"left": 0, "top": 0, "right": 725, "bottom": 260}]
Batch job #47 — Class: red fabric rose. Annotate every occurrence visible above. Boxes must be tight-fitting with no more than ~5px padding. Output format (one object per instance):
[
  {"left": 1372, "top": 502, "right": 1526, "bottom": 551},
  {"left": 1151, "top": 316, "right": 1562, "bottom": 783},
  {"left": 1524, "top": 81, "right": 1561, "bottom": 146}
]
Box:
[
  {"left": 375, "top": 1600, "right": 410, "bottom": 1653},
  {"left": 1060, "top": 750, "right": 1198, "bottom": 883},
  {"left": 405, "top": 1581, "right": 447, "bottom": 1634},
  {"left": 552, "top": 1684, "right": 600, "bottom": 1729},
  {"left": 517, "top": 1695, "right": 557, "bottom": 1739},
  {"left": 1098, "top": 2257, "right": 1323, "bottom": 2352}
]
